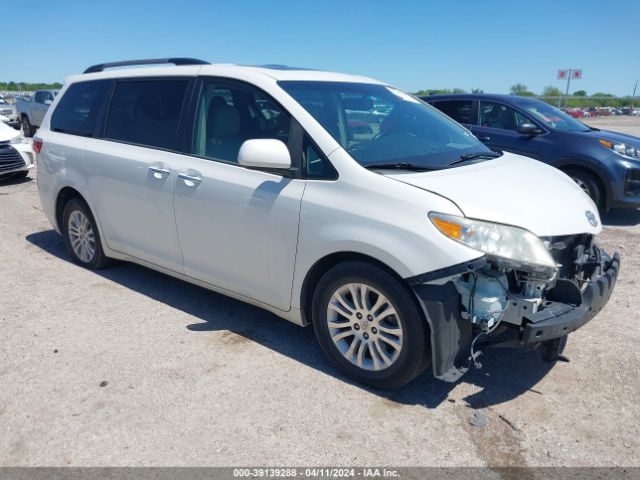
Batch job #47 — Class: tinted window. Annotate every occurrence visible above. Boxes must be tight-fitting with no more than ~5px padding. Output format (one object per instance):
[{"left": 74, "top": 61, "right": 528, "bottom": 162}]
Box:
[
  {"left": 34, "top": 92, "right": 45, "bottom": 104},
  {"left": 192, "top": 81, "right": 290, "bottom": 163},
  {"left": 479, "top": 101, "right": 531, "bottom": 131},
  {"left": 432, "top": 100, "right": 475, "bottom": 124},
  {"left": 51, "top": 81, "right": 110, "bottom": 136},
  {"left": 105, "top": 80, "right": 189, "bottom": 150}
]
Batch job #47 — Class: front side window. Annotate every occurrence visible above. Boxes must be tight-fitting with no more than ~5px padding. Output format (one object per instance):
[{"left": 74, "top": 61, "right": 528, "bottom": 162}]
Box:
[
  {"left": 192, "top": 81, "right": 290, "bottom": 163},
  {"left": 279, "top": 81, "right": 488, "bottom": 169},
  {"left": 513, "top": 98, "right": 590, "bottom": 132},
  {"left": 51, "top": 81, "right": 110, "bottom": 136},
  {"left": 34, "top": 92, "right": 45, "bottom": 104},
  {"left": 304, "top": 136, "right": 337, "bottom": 179},
  {"left": 104, "top": 80, "right": 189, "bottom": 150},
  {"left": 432, "top": 100, "right": 475, "bottom": 124},
  {"left": 479, "top": 101, "right": 531, "bottom": 131}
]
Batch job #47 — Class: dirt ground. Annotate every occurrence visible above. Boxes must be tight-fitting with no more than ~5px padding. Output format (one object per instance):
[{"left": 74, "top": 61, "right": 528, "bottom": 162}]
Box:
[{"left": 1, "top": 117, "right": 639, "bottom": 467}]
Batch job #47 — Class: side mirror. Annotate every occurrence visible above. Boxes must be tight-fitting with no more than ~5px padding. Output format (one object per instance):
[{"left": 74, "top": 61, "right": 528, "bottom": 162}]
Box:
[
  {"left": 517, "top": 123, "right": 541, "bottom": 135},
  {"left": 238, "top": 139, "right": 291, "bottom": 170},
  {"left": 44, "top": 99, "right": 52, "bottom": 105}
]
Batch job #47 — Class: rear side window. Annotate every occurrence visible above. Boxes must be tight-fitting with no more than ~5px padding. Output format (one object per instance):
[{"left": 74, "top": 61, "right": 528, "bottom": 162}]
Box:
[
  {"left": 51, "top": 81, "right": 110, "bottom": 136},
  {"left": 105, "top": 80, "right": 189, "bottom": 151},
  {"left": 431, "top": 100, "right": 475, "bottom": 124}
]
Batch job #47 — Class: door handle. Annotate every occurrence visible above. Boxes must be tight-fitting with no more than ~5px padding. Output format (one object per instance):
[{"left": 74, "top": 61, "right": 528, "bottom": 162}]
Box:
[
  {"left": 178, "top": 171, "right": 202, "bottom": 186},
  {"left": 148, "top": 164, "right": 171, "bottom": 178}
]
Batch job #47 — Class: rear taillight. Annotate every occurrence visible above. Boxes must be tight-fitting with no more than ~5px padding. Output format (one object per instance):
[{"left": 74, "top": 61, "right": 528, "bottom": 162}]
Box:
[{"left": 33, "top": 137, "right": 43, "bottom": 154}]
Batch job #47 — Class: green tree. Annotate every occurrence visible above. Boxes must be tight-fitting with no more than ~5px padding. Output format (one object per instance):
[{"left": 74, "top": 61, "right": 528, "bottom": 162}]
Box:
[
  {"left": 573, "top": 90, "right": 587, "bottom": 96},
  {"left": 412, "top": 88, "right": 466, "bottom": 96},
  {"left": 0, "top": 81, "right": 63, "bottom": 91},
  {"left": 542, "top": 86, "right": 563, "bottom": 97},
  {"left": 510, "top": 83, "right": 535, "bottom": 96}
]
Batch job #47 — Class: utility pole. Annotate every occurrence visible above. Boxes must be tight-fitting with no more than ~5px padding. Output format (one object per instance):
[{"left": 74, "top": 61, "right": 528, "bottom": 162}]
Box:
[{"left": 633, "top": 79, "right": 638, "bottom": 109}]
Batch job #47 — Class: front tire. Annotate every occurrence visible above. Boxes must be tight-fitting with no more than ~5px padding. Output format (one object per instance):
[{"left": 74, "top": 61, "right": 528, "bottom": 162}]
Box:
[
  {"left": 62, "top": 197, "right": 111, "bottom": 269},
  {"left": 565, "top": 168, "right": 603, "bottom": 208},
  {"left": 312, "top": 261, "right": 430, "bottom": 389}
]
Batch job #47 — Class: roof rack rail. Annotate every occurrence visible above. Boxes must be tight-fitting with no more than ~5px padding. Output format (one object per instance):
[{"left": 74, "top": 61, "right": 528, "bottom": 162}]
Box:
[{"left": 83, "top": 58, "right": 209, "bottom": 74}]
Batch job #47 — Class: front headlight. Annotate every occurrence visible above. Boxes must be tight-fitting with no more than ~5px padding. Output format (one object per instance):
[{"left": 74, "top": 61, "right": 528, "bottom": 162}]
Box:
[
  {"left": 429, "top": 212, "right": 557, "bottom": 274},
  {"left": 9, "top": 135, "right": 27, "bottom": 145},
  {"left": 598, "top": 139, "right": 640, "bottom": 160}
]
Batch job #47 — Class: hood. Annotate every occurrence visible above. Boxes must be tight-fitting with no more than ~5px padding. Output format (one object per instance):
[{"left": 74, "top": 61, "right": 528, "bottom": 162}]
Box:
[
  {"left": 382, "top": 152, "right": 601, "bottom": 237},
  {"left": 579, "top": 128, "right": 640, "bottom": 147},
  {"left": 0, "top": 121, "right": 21, "bottom": 142}
]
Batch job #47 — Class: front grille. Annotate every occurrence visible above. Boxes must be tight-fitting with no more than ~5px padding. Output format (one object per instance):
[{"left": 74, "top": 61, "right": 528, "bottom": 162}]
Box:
[
  {"left": 0, "top": 109, "right": 13, "bottom": 115},
  {"left": 0, "top": 146, "right": 25, "bottom": 173}
]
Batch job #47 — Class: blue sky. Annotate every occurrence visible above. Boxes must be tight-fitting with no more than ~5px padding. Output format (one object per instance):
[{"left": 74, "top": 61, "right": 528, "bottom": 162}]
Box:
[{"left": 4, "top": 0, "right": 640, "bottom": 96}]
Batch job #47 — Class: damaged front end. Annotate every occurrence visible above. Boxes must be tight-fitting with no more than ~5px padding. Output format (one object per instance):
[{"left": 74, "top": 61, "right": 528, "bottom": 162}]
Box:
[{"left": 410, "top": 221, "right": 620, "bottom": 383}]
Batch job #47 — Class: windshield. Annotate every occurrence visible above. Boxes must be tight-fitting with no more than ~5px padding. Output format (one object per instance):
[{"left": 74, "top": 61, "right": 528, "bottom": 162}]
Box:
[
  {"left": 279, "top": 81, "right": 491, "bottom": 169},
  {"left": 514, "top": 98, "right": 590, "bottom": 132}
]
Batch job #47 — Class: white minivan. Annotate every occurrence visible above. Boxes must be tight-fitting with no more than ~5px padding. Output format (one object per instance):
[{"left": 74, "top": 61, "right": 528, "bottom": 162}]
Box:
[{"left": 36, "top": 59, "right": 619, "bottom": 389}]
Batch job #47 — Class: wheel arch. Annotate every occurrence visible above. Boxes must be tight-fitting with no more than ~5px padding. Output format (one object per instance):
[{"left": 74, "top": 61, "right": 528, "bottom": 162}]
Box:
[
  {"left": 555, "top": 160, "right": 611, "bottom": 208},
  {"left": 299, "top": 251, "right": 421, "bottom": 327},
  {"left": 55, "top": 186, "right": 85, "bottom": 232}
]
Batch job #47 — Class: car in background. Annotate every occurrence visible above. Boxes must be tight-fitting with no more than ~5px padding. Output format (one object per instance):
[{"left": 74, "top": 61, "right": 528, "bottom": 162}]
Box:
[
  {"left": 423, "top": 93, "right": 640, "bottom": 209},
  {"left": 0, "top": 97, "right": 20, "bottom": 129},
  {"left": 0, "top": 121, "right": 35, "bottom": 180},
  {"left": 15, "top": 89, "right": 58, "bottom": 136}
]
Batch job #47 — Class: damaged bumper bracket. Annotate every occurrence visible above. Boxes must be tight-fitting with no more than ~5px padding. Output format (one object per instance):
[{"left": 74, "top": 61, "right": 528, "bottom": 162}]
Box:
[
  {"left": 521, "top": 252, "right": 620, "bottom": 344},
  {"left": 412, "top": 252, "right": 620, "bottom": 383}
]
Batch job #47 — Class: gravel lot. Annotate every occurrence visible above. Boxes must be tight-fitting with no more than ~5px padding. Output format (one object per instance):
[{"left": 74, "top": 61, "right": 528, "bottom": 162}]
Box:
[{"left": 1, "top": 117, "right": 639, "bottom": 467}]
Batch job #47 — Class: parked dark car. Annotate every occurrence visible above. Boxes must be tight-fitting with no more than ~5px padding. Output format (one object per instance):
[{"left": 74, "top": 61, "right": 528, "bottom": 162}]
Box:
[{"left": 422, "top": 94, "right": 640, "bottom": 209}]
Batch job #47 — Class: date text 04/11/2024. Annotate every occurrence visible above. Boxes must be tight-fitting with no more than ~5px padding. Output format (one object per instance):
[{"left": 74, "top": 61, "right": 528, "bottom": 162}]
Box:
[{"left": 232, "top": 468, "right": 400, "bottom": 478}]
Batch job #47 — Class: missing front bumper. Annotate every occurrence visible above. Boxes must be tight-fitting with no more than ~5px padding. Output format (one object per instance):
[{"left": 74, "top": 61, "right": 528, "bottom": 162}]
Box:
[{"left": 412, "top": 250, "right": 620, "bottom": 383}]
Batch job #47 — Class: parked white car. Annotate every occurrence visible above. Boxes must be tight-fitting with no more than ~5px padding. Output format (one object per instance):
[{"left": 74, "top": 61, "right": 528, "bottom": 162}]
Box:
[
  {"left": 35, "top": 59, "right": 619, "bottom": 388},
  {"left": 0, "top": 96, "right": 20, "bottom": 129},
  {"left": 0, "top": 121, "right": 35, "bottom": 179}
]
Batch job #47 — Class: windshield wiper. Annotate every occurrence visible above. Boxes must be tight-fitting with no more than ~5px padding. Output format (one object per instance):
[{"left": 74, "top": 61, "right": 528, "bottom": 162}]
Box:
[
  {"left": 447, "top": 151, "right": 502, "bottom": 166},
  {"left": 363, "top": 162, "right": 436, "bottom": 171}
]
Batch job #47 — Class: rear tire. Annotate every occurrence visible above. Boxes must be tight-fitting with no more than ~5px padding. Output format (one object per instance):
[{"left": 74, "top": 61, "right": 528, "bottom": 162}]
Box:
[
  {"left": 62, "top": 197, "right": 112, "bottom": 269},
  {"left": 312, "top": 261, "right": 430, "bottom": 389},
  {"left": 564, "top": 168, "right": 603, "bottom": 208}
]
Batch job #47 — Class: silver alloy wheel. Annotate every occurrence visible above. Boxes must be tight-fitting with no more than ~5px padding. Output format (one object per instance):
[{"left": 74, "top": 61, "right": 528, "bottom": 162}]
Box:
[
  {"left": 572, "top": 177, "right": 591, "bottom": 198},
  {"left": 67, "top": 210, "right": 96, "bottom": 263},
  {"left": 326, "top": 282, "right": 403, "bottom": 371}
]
